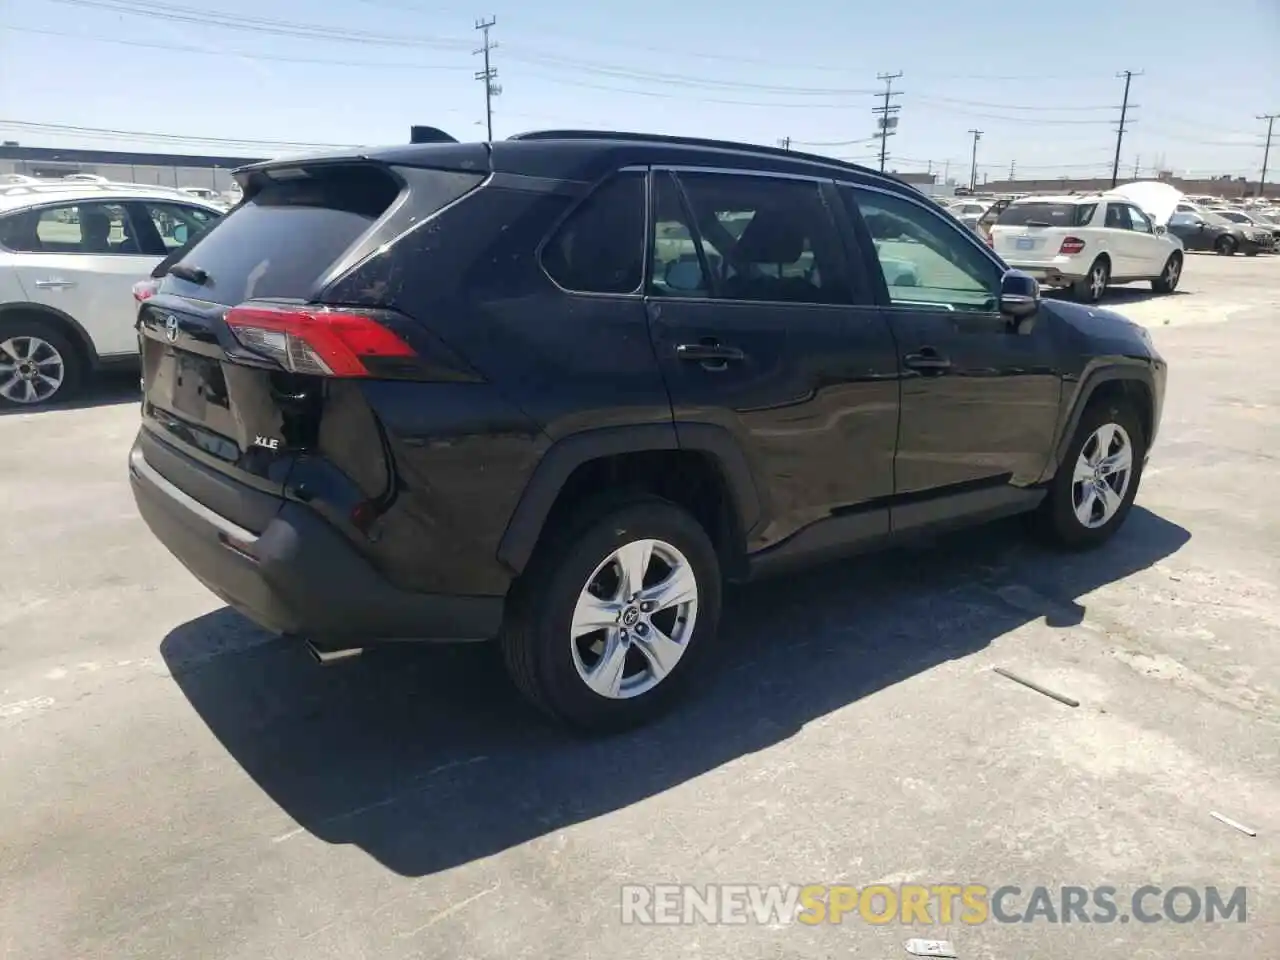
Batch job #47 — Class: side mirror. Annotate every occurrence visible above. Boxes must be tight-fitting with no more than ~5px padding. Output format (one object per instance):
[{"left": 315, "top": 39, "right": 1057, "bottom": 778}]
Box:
[
  {"left": 1000, "top": 269, "right": 1040, "bottom": 321},
  {"left": 664, "top": 258, "right": 703, "bottom": 292},
  {"left": 1155, "top": 224, "right": 1167, "bottom": 236}
]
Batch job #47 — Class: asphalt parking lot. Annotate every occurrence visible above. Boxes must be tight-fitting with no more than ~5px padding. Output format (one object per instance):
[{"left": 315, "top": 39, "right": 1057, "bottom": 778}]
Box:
[{"left": 1, "top": 253, "right": 1277, "bottom": 959}]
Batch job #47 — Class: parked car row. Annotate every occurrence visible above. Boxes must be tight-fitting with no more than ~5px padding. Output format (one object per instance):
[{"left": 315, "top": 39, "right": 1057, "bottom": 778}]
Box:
[{"left": 0, "top": 179, "right": 224, "bottom": 405}]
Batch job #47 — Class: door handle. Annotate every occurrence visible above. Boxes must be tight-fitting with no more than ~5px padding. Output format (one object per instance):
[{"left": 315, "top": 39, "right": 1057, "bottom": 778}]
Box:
[
  {"left": 675, "top": 342, "right": 745, "bottom": 370},
  {"left": 33, "top": 279, "right": 76, "bottom": 289},
  {"left": 903, "top": 351, "right": 951, "bottom": 372}
]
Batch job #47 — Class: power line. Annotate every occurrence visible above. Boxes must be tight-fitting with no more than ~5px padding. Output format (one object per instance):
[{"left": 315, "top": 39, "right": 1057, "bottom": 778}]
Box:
[
  {"left": 871, "top": 71, "right": 903, "bottom": 174},
  {"left": 473, "top": 16, "right": 499, "bottom": 141},
  {"left": 1110, "top": 69, "right": 1142, "bottom": 188},
  {"left": 912, "top": 100, "right": 1114, "bottom": 125},
  {"left": 0, "top": 118, "right": 354, "bottom": 150},
  {"left": 1258, "top": 114, "right": 1278, "bottom": 198},
  {"left": 967, "top": 129, "right": 983, "bottom": 191}
]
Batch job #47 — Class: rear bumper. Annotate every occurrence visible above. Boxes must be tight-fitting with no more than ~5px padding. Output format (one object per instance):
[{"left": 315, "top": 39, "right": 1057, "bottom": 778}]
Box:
[
  {"left": 1001, "top": 262, "right": 1085, "bottom": 287},
  {"left": 129, "top": 436, "right": 504, "bottom": 643}
]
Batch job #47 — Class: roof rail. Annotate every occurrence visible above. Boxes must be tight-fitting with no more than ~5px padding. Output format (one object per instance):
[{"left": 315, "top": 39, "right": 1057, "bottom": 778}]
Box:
[{"left": 506, "top": 128, "right": 877, "bottom": 176}]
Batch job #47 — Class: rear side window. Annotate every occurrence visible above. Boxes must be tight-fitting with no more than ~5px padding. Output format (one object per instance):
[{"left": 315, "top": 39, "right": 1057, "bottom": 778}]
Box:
[
  {"left": 996, "top": 202, "right": 1094, "bottom": 227},
  {"left": 541, "top": 172, "right": 645, "bottom": 294},
  {"left": 162, "top": 165, "right": 475, "bottom": 306}
]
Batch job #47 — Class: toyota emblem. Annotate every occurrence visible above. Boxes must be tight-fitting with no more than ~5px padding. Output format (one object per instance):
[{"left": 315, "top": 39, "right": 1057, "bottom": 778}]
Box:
[{"left": 164, "top": 315, "right": 179, "bottom": 343}]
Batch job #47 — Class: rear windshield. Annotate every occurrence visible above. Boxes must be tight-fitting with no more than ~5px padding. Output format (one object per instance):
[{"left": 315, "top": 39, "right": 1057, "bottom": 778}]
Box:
[
  {"left": 160, "top": 164, "right": 478, "bottom": 306},
  {"left": 996, "top": 202, "right": 1095, "bottom": 228}
]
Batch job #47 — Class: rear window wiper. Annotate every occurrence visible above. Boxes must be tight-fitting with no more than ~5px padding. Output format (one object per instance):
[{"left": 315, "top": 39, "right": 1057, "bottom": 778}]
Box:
[
  {"left": 168, "top": 263, "right": 210, "bottom": 285},
  {"left": 1022, "top": 220, "right": 1052, "bottom": 227}
]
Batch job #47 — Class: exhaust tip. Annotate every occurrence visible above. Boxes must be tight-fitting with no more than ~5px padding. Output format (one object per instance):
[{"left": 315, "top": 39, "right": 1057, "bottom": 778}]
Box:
[{"left": 305, "top": 640, "right": 365, "bottom": 665}]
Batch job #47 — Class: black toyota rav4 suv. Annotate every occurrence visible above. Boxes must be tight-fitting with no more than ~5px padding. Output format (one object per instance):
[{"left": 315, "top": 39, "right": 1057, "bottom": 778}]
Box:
[{"left": 130, "top": 130, "right": 1166, "bottom": 732}]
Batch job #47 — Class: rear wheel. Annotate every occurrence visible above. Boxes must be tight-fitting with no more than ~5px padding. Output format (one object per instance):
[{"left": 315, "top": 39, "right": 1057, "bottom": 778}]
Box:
[
  {"left": 501, "top": 496, "right": 722, "bottom": 733},
  {"left": 1072, "top": 257, "right": 1109, "bottom": 303},
  {"left": 1038, "top": 398, "right": 1146, "bottom": 549},
  {"left": 0, "top": 319, "right": 83, "bottom": 408},
  {"left": 1215, "top": 235, "right": 1237, "bottom": 256},
  {"left": 1151, "top": 253, "right": 1182, "bottom": 294}
]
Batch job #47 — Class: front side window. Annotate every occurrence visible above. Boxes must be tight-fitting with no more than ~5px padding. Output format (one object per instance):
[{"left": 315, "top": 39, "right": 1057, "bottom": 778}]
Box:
[
  {"left": 142, "top": 202, "right": 220, "bottom": 251},
  {"left": 541, "top": 172, "right": 645, "bottom": 295},
  {"left": 1126, "top": 206, "right": 1153, "bottom": 233},
  {"left": 648, "top": 171, "right": 851, "bottom": 305},
  {"left": 843, "top": 185, "right": 1000, "bottom": 312},
  {"left": 0, "top": 202, "right": 138, "bottom": 254}
]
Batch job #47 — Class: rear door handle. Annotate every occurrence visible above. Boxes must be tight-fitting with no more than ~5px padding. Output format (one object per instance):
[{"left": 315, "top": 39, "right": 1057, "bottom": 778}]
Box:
[
  {"left": 903, "top": 351, "right": 951, "bottom": 372},
  {"left": 33, "top": 279, "right": 76, "bottom": 289},
  {"left": 675, "top": 342, "right": 745, "bottom": 368}
]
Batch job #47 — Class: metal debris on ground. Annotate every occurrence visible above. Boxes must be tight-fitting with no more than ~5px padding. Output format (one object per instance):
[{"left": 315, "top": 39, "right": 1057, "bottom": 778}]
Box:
[
  {"left": 905, "top": 938, "right": 958, "bottom": 958},
  {"left": 993, "top": 666, "right": 1080, "bottom": 707},
  {"left": 1210, "top": 811, "right": 1257, "bottom": 836}
]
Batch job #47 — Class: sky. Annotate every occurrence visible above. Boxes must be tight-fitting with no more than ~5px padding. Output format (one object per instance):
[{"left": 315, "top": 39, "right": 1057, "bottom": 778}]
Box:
[{"left": 1, "top": 0, "right": 1278, "bottom": 181}]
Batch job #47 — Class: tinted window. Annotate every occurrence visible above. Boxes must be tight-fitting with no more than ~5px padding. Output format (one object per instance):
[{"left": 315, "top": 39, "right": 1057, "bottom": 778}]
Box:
[
  {"left": 1104, "top": 204, "right": 1133, "bottom": 230},
  {"left": 541, "top": 172, "right": 645, "bottom": 294},
  {"left": 843, "top": 186, "right": 1000, "bottom": 312},
  {"left": 1169, "top": 212, "right": 1199, "bottom": 227},
  {"left": 649, "top": 171, "right": 851, "bottom": 305},
  {"left": 0, "top": 202, "right": 141, "bottom": 254},
  {"left": 162, "top": 164, "right": 476, "bottom": 306},
  {"left": 1217, "top": 210, "right": 1249, "bottom": 223},
  {"left": 996, "top": 202, "right": 1094, "bottom": 227}
]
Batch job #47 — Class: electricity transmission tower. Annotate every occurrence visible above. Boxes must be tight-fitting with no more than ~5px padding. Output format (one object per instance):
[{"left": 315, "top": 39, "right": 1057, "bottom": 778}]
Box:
[
  {"left": 967, "top": 129, "right": 982, "bottom": 191},
  {"left": 1258, "top": 114, "right": 1278, "bottom": 198},
  {"left": 474, "top": 17, "right": 500, "bottom": 141}
]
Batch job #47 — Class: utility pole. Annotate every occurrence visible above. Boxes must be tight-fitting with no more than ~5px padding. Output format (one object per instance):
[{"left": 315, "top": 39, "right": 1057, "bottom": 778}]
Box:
[
  {"left": 1110, "top": 70, "right": 1142, "bottom": 188},
  {"left": 967, "top": 129, "right": 982, "bottom": 191},
  {"left": 1008, "top": 159, "right": 1016, "bottom": 181},
  {"left": 942, "top": 158, "right": 950, "bottom": 183},
  {"left": 777, "top": 137, "right": 791, "bottom": 151},
  {"left": 473, "top": 17, "right": 500, "bottom": 142},
  {"left": 872, "top": 71, "right": 903, "bottom": 173},
  {"left": 1257, "top": 114, "right": 1278, "bottom": 198},
  {"left": 1133, "top": 155, "right": 1140, "bottom": 179}
]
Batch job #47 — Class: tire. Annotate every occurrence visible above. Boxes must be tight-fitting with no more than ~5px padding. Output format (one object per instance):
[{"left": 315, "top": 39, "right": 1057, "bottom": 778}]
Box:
[
  {"left": 1072, "top": 257, "right": 1110, "bottom": 304},
  {"left": 501, "top": 496, "right": 723, "bottom": 733},
  {"left": 1151, "top": 253, "right": 1182, "bottom": 294},
  {"left": 1245, "top": 250, "right": 1258, "bottom": 257},
  {"left": 1037, "top": 397, "right": 1146, "bottom": 550},
  {"left": 1215, "top": 235, "right": 1237, "bottom": 256},
  {"left": 0, "top": 317, "right": 83, "bottom": 408}
]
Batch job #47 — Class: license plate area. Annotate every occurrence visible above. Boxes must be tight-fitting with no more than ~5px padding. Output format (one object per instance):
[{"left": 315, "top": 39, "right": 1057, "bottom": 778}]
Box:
[{"left": 1016, "top": 237, "right": 1037, "bottom": 250}]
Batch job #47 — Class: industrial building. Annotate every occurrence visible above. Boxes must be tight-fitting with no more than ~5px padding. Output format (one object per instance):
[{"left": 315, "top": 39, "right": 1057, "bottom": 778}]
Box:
[{"left": 0, "top": 144, "right": 262, "bottom": 192}]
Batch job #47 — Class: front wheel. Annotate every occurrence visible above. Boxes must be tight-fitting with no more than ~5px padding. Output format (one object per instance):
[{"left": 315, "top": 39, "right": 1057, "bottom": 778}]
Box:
[
  {"left": 1151, "top": 253, "right": 1182, "bottom": 294},
  {"left": 501, "top": 497, "right": 722, "bottom": 733},
  {"left": 1038, "top": 398, "right": 1146, "bottom": 550}
]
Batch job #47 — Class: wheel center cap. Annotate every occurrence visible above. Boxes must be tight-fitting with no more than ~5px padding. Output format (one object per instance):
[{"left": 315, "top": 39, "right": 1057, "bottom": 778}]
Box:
[
  {"left": 620, "top": 606, "right": 640, "bottom": 628},
  {"left": 18, "top": 361, "right": 36, "bottom": 380}
]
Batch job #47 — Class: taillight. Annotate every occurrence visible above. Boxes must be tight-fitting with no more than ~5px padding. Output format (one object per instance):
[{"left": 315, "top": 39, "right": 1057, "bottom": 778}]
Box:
[
  {"left": 1059, "top": 236, "right": 1086, "bottom": 255},
  {"left": 984, "top": 232, "right": 994, "bottom": 247},
  {"left": 133, "top": 279, "right": 159, "bottom": 302},
  {"left": 224, "top": 303, "right": 415, "bottom": 377}
]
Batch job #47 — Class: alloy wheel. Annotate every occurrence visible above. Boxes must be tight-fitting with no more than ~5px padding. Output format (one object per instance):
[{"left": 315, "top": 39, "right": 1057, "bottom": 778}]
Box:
[
  {"left": 1164, "top": 257, "right": 1180, "bottom": 289},
  {"left": 569, "top": 538, "right": 699, "bottom": 699},
  {"left": 1090, "top": 264, "right": 1107, "bottom": 301},
  {"left": 0, "top": 336, "right": 66, "bottom": 405},
  {"left": 1071, "top": 422, "right": 1133, "bottom": 529}
]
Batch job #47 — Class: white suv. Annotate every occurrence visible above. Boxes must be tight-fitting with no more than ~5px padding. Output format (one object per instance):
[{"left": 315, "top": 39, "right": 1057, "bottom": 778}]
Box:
[
  {"left": 0, "top": 181, "right": 223, "bottom": 406},
  {"left": 989, "top": 194, "right": 1185, "bottom": 304}
]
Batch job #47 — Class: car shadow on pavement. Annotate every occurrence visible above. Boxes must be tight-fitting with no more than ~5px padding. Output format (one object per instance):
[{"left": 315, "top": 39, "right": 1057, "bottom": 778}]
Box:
[
  {"left": 160, "top": 506, "right": 1190, "bottom": 878},
  {"left": 1043, "top": 288, "right": 1189, "bottom": 307},
  {"left": 0, "top": 368, "right": 138, "bottom": 416}
]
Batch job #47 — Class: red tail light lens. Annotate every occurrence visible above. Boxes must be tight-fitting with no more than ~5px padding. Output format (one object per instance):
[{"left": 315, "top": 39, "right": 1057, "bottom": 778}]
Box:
[
  {"left": 224, "top": 303, "right": 416, "bottom": 377},
  {"left": 133, "top": 279, "right": 159, "bottom": 302},
  {"left": 1059, "top": 236, "right": 1086, "bottom": 255}
]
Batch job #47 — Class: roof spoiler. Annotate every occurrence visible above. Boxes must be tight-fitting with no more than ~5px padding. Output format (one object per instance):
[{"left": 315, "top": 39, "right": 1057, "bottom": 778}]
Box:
[{"left": 410, "top": 126, "right": 458, "bottom": 144}]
